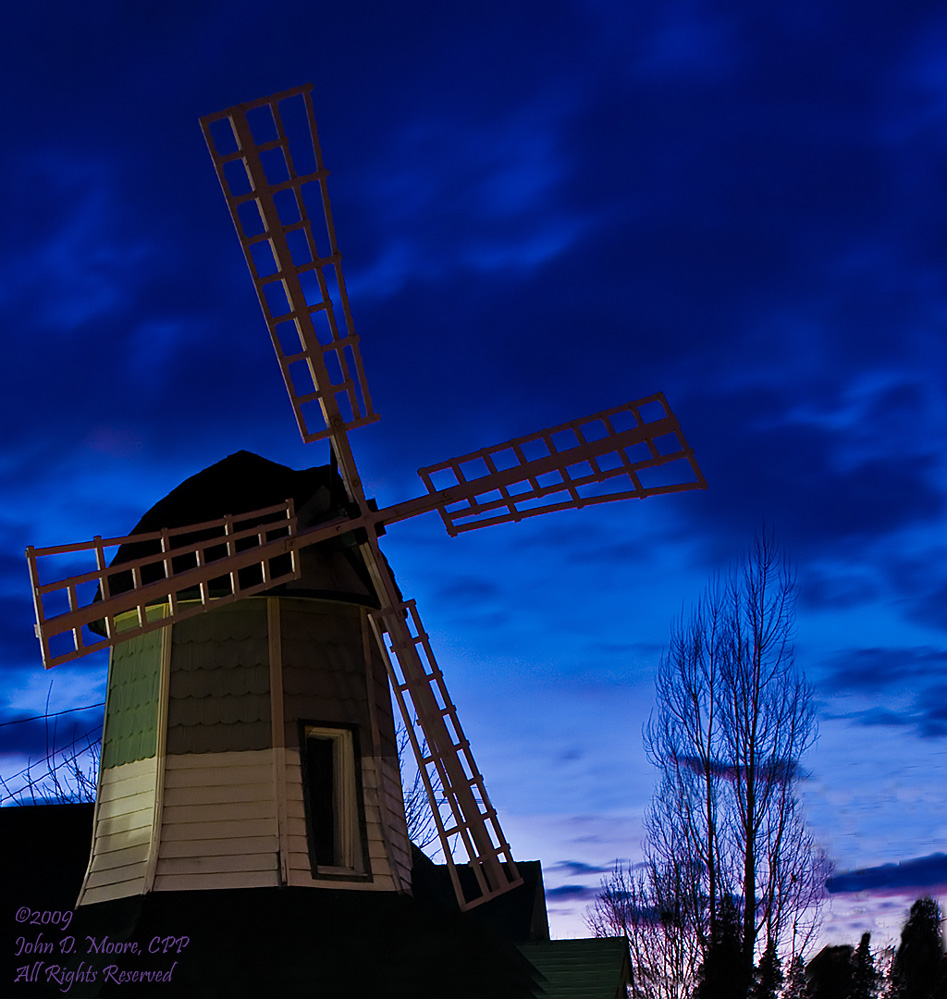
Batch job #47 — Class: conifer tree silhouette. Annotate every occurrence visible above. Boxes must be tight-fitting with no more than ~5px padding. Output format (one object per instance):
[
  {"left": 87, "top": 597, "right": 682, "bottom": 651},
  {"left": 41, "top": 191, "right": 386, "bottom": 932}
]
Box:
[
  {"left": 889, "top": 898, "right": 947, "bottom": 999},
  {"left": 782, "top": 954, "right": 807, "bottom": 999},
  {"left": 694, "top": 896, "right": 747, "bottom": 999},
  {"left": 749, "top": 939, "right": 782, "bottom": 999},
  {"left": 851, "top": 932, "right": 879, "bottom": 999}
]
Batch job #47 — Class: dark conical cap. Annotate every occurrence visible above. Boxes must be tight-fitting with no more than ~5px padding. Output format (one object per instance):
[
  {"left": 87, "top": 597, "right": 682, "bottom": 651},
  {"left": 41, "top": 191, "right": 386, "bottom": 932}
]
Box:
[
  {"left": 91, "top": 452, "right": 381, "bottom": 633},
  {"left": 121, "top": 450, "right": 347, "bottom": 538}
]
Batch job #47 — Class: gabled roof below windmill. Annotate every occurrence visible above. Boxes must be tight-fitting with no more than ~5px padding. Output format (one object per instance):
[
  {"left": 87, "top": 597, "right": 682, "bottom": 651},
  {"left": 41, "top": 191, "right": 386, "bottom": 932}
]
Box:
[{"left": 517, "top": 938, "right": 632, "bottom": 999}]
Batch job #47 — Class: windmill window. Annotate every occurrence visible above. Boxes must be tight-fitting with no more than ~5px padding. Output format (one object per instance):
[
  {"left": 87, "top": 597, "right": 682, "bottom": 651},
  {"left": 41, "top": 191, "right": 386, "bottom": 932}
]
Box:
[{"left": 301, "top": 724, "right": 369, "bottom": 879}]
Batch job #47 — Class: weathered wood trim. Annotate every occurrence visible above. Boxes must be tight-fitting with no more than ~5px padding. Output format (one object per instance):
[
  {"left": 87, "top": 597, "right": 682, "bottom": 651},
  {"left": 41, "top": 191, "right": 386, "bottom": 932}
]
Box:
[{"left": 285, "top": 869, "right": 396, "bottom": 891}]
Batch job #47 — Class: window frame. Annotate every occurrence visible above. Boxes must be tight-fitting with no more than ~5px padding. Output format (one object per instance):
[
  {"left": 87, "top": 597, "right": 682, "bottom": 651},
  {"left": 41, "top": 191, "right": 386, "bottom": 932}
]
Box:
[{"left": 298, "top": 720, "right": 371, "bottom": 881}]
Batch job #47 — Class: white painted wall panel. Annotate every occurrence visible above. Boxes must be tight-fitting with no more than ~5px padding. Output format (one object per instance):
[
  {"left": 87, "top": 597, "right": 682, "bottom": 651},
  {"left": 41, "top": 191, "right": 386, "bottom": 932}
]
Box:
[
  {"left": 154, "top": 750, "right": 278, "bottom": 890},
  {"left": 79, "top": 758, "right": 158, "bottom": 906}
]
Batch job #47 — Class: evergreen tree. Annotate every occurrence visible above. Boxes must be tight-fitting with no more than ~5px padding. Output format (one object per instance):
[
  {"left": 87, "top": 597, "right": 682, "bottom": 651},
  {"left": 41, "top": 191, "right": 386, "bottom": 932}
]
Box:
[
  {"left": 781, "top": 954, "right": 806, "bottom": 999},
  {"left": 852, "top": 933, "right": 879, "bottom": 999},
  {"left": 807, "top": 944, "right": 854, "bottom": 999},
  {"left": 889, "top": 898, "right": 947, "bottom": 999},
  {"left": 750, "top": 939, "right": 783, "bottom": 999},
  {"left": 694, "top": 896, "right": 747, "bottom": 999}
]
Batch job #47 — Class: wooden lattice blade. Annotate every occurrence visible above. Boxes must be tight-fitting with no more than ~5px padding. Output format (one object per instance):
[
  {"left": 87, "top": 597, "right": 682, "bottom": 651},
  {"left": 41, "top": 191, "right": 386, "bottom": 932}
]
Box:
[
  {"left": 200, "top": 84, "right": 378, "bottom": 444},
  {"left": 366, "top": 583, "right": 522, "bottom": 910},
  {"left": 24, "top": 501, "right": 365, "bottom": 669},
  {"left": 417, "top": 393, "right": 706, "bottom": 536}
]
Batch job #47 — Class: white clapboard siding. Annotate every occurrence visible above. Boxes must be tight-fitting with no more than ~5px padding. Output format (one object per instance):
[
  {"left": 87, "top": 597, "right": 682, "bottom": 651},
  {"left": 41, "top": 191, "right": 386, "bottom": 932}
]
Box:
[
  {"left": 360, "top": 760, "right": 378, "bottom": 790},
  {"left": 154, "top": 750, "right": 279, "bottom": 890},
  {"left": 87, "top": 842, "right": 152, "bottom": 872},
  {"left": 155, "top": 854, "right": 276, "bottom": 876},
  {"left": 153, "top": 871, "right": 277, "bottom": 891},
  {"left": 378, "top": 756, "right": 413, "bottom": 890},
  {"left": 95, "top": 794, "right": 154, "bottom": 846},
  {"left": 159, "top": 835, "right": 278, "bottom": 858},
  {"left": 163, "top": 782, "right": 272, "bottom": 807},
  {"left": 78, "top": 758, "right": 158, "bottom": 906},
  {"left": 160, "top": 817, "right": 275, "bottom": 841},
  {"left": 368, "top": 840, "right": 389, "bottom": 862},
  {"left": 164, "top": 761, "right": 272, "bottom": 787},
  {"left": 82, "top": 877, "right": 148, "bottom": 904},
  {"left": 96, "top": 769, "right": 156, "bottom": 803},
  {"left": 161, "top": 799, "right": 273, "bottom": 824},
  {"left": 84, "top": 863, "right": 152, "bottom": 890}
]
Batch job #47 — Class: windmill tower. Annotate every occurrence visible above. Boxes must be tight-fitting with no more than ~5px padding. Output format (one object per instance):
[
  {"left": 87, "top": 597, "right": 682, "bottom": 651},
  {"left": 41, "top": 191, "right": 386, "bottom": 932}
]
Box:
[
  {"left": 26, "top": 85, "right": 707, "bottom": 917},
  {"left": 69, "top": 450, "right": 417, "bottom": 906}
]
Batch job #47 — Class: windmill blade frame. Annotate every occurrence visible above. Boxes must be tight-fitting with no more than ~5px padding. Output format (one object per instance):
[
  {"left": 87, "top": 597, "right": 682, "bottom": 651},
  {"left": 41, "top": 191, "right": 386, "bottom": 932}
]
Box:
[
  {"left": 364, "top": 560, "right": 522, "bottom": 909},
  {"left": 26, "top": 500, "right": 300, "bottom": 668},
  {"left": 418, "top": 392, "right": 706, "bottom": 535},
  {"left": 200, "top": 84, "right": 378, "bottom": 444}
]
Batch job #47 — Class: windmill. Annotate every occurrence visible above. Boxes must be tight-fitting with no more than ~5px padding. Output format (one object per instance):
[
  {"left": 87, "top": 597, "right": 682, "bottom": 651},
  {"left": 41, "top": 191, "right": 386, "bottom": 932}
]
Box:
[{"left": 25, "top": 84, "right": 706, "bottom": 915}]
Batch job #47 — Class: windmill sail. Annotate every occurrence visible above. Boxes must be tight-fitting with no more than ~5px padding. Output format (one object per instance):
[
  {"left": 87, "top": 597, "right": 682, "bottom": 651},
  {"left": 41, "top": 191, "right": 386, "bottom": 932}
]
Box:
[
  {"left": 418, "top": 393, "right": 706, "bottom": 535},
  {"left": 367, "top": 586, "right": 521, "bottom": 908},
  {"left": 27, "top": 500, "right": 299, "bottom": 668},
  {"left": 200, "top": 85, "right": 378, "bottom": 444}
]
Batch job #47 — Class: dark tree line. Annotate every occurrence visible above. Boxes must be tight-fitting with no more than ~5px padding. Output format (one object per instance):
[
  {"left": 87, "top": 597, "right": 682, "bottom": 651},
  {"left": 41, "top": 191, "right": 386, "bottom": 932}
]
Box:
[
  {"left": 619, "top": 895, "right": 945, "bottom": 999},
  {"left": 799, "top": 898, "right": 946, "bottom": 999}
]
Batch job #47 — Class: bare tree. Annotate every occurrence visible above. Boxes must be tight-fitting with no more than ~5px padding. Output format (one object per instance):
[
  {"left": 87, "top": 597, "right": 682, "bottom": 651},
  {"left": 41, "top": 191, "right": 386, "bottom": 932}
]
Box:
[
  {"left": 644, "top": 577, "right": 732, "bottom": 952},
  {"left": 588, "top": 859, "right": 701, "bottom": 999},
  {"left": 396, "top": 719, "right": 441, "bottom": 851},
  {"left": 641, "top": 532, "right": 823, "bottom": 982},
  {"left": 0, "top": 684, "right": 102, "bottom": 805},
  {"left": 0, "top": 724, "right": 100, "bottom": 805}
]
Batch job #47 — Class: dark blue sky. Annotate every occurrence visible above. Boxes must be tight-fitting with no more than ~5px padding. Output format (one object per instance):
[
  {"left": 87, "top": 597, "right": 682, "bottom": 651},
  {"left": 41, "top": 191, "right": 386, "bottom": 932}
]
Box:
[{"left": 2, "top": 1, "right": 945, "bottom": 944}]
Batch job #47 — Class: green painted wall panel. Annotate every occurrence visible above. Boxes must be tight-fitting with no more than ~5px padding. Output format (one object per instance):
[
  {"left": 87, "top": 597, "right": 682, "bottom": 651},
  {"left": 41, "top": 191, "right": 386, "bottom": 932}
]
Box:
[{"left": 101, "top": 628, "right": 163, "bottom": 769}]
